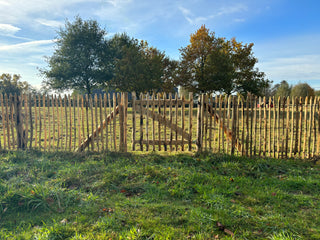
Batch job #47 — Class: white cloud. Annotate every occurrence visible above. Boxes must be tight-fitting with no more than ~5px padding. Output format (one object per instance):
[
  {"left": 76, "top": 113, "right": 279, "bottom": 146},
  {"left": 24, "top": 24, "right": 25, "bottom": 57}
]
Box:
[
  {"left": 260, "top": 55, "right": 320, "bottom": 80},
  {"left": 0, "top": 0, "right": 101, "bottom": 24},
  {"left": 215, "top": 4, "right": 248, "bottom": 17},
  {"left": 0, "top": 24, "right": 21, "bottom": 36},
  {"left": 35, "top": 19, "right": 63, "bottom": 28},
  {"left": 234, "top": 18, "right": 246, "bottom": 22},
  {"left": 95, "top": 0, "right": 174, "bottom": 35},
  {"left": 255, "top": 34, "right": 320, "bottom": 89},
  {"left": 0, "top": 0, "right": 9, "bottom": 6},
  {"left": 104, "top": 0, "right": 132, "bottom": 7},
  {"left": 179, "top": 3, "right": 248, "bottom": 25},
  {"left": 178, "top": 6, "right": 191, "bottom": 16},
  {"left": 0, "top": 39, "right": 56, "bottom": 86},
  {"left": 0, "top": 40, "right": 55, "bottom": 52}
]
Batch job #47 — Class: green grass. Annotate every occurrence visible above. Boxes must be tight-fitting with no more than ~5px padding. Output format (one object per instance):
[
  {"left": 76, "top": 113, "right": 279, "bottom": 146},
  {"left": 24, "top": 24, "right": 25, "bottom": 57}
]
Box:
[{"left": 0, "top": 150, "right": 319, "bottom": 239}]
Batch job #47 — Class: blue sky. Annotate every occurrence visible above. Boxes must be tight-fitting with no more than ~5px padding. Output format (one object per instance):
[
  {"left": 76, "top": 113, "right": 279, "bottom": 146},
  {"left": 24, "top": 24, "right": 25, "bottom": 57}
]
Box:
[{"left": 0, "top": 0, "right": 319, "bottom": 90}]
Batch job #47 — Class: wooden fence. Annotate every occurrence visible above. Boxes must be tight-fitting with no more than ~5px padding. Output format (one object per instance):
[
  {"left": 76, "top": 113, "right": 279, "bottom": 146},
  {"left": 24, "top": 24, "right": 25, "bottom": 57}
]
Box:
[{"left": 0, "top": 93, "right": 319, "bottom": 159}]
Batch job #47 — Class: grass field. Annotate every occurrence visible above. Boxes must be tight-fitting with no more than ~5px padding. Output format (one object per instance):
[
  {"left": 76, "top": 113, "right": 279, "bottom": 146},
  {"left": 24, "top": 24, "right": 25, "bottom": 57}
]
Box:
[{"left": 0, "top": 150, "right": 319, "bottom": 239}]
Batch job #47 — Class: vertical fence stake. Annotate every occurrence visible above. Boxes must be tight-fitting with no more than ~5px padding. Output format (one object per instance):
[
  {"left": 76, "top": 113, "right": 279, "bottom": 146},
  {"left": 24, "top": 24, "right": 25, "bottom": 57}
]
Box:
[
  {"left": 146, "top": 93, "right": 149, "bottom": 151},
  {"left": 152, "top": 93, "right": 156, "bottom": 151},
  {"left": 196, "top": 94, "right": 203, "bottom": 151},
  {"left": 169, "top": 93, "right": 173, "bottom": 151},
  {"left": 312, "top": 97, "right": 317, "bottom": 157},
  {"left": 132, "top": 92, "right": 136, "bottom": 151},
  {"left": 163, "top": 93, "right": 167, "bottom": 151},
  {"left": 0, "top": 95, "right": 6, "bottom": 150},
  {"left": 48, "top": 95, "right": 51, "bottom": 151},
  {"left": 113, "top": 93, "right": 117, "bottom": 150},
  {"left": 181, "top": 93, "right": 185, "bottom": 151},
  {"left": 15, "top": 94, "right": 24, "bottom": 149},
  {"left": 189, "top": 92, "right": 193, "bottom": 151},
  {"left": 119, "top": 93, "right": 124, "bottom": 152},
  {"left": 308, "top": 97, "right": 313, "bottom": 158},
  {"left": 158, "top": 93, "right": 161, "bottom": 151},
  {"left": 175, "top": 93, "right": 178, "bottom": 151},
  {"left": 231, "top": 96, "right": 237, "bottom": 155},
  {"left": 124, "top": 92, "right": 128, "bottom": 152},
  {"left": 139, "top": 93, "right": 143, "bottom": 151},
  {"left": 285, "top": 97, "right": 290, "bottom": 158},
  {"left": 104, "top": 93, "right": 108, "bottom": 151}
]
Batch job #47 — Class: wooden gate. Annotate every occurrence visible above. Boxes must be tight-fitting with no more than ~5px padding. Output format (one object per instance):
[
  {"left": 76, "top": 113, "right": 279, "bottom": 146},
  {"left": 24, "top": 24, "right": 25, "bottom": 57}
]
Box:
[{"left": 131, "top": 92, "right": 194, "bottom": 151}]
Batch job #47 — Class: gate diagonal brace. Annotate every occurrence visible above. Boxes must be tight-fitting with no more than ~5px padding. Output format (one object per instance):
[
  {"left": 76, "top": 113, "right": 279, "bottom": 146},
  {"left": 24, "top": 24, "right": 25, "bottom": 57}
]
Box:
[
  {"left": 135, "top": 104, "right": 191, "bottom": 141},
  {"left": 205, "top": 102, "right": 244, "bottom": 154},
  {"left": 75, "top": 106, "right": 119, "bottom": 152}
]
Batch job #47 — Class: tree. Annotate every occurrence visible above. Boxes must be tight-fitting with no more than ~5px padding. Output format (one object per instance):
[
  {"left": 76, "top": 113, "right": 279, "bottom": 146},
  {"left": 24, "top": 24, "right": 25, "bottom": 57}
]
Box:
[
  {"left": 274, "top": 80, "right": 292, "bottom": 99},
  {"left": 108, "top": 33, "right": 176, "bottom": 93},
  {"left": 227, "top": 38, "right": 270, "bottom": 96},
  {"left": 0, "top": 73, "right": 32, "bottom": 95},
  {"left": 291, "top": 83, "right": 315, "bottom": 98},
  {"left": 177, "top": 25, "right": 270, "bottom": 95},
  {"left": 177, "top": 26, "right": 233, "bottom": 94},
  {"left": 41, "top": 16, "right": 111, "bottom": 94}
]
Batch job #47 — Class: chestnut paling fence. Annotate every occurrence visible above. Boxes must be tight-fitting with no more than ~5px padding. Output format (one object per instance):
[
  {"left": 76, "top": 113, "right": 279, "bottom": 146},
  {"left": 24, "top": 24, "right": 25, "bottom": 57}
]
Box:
[{"left": 0, "top": 93, "right": 319, "bottom": 159}]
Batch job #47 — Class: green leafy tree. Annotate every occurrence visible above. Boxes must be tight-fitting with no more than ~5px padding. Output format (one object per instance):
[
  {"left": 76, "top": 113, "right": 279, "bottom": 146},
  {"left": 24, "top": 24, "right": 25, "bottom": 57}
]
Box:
[
  {"left": 0, "top": 73, "right": 32, "bottom": 95},
  {"left": 227, "top": 38, "right": 270, "bottom": 96},
  {"left": 177, "top": 25, "right": 270, "bottom": 95},
  {"left": 291, "top": 83, "right": 315, "bottom": 98},
  {"left": 41, "top": 16, "right": 111, "bottom": 94},
  {"left": 274, "top": 80, "right": 292, "bottom": 98},
  {"left": 109, "top": 33, "right": 176, "bottom": 93},
  {"left": 177, "top": 25, "right": 233, "bottom": 94}
]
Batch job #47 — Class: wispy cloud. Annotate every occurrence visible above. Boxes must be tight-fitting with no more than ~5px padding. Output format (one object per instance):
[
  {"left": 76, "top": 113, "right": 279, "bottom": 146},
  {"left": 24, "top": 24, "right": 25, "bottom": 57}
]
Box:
[
  {"left": 0, "top": 24, "right": 21, "bottom": 36},
  {"left": 234, "top": 18, "right": 246, "bottom": 23},
  {"left": 95, "top": 0, "right": 174, "bottom": 35},
  {"left": 35, "top": 19, "right": 63, "bottom": 28},
  {"left": 178, "top": 6, "right": 191, "bottom": 16},
  {"left": 179, "top": 3, "right": 248, "bottom": 25},
  {"left": 215, "top": 4, "right": 248, "bottom": 17},
  {"left": 255, "top": 34, "right": 320, "bottom": 85},
  {"left": 0, "top": 40, "right": 55, "bottom": 52},
  {"left": 259, "top": 55, "right": 320, "bottom": 81},
  {"left": 0, "top": 0, "right": 10, "bottom": 6},
  {"left": 0, "top": 0, "right": 101, "bottom": 25},
  {"left": 104, "top": 0, "right": 132, "bottom": 7}
]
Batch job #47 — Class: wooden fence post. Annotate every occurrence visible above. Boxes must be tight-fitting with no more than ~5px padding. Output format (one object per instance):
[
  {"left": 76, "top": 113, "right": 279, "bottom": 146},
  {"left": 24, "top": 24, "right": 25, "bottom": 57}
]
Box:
[
  {"left": 24, "top": 95, "right": 29, "bottom": 148},
  {"left": 231, "top": 96, "right": 237, "bottom": 155},
  {"left": 132, "top": 92, "right": 136, "bottom": 151},
  {"left": 294, "top": 97, "right": 299, "bottom": 156},
  {"left": 196, "top": 94, "right": 203, "bottom": 151},
  {"left": 0, "top": 94, "right": 6, "bottom": 150},
  {"left": 189, "top": 92, "right": 193, "bottom": 151},
  {"left": 139, "top": 93, "right": 143, "bottom": 151},
  {"left": 119, "top": 92, "right": 128, "bottom": 152},
  {"left": 113, "top": 93, "right": 117, "bottom": 150},
  {"left": 181, "top": 93, "right": 185, "bottom": 151},
  {"left": 124, "top": 92, "right": 128, "bottom": 152},
  {"left": 146, "top": 93, "right": 150, "bottom": 151},
  {"left": 119, "top": 93, "right": 124, "bottom": 152},
  {"left": 29, "top": 94, "right": 33, "bottom": 149},
  {"left": 14, "top": 94, "right": 25, "bottom": 149}
]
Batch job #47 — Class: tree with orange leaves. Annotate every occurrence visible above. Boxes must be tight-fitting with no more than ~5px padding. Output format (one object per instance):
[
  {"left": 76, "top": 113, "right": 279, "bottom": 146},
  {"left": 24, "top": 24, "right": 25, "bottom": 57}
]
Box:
[{"left": 177, "top": 25, "right": 270, "bottom": 96}]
